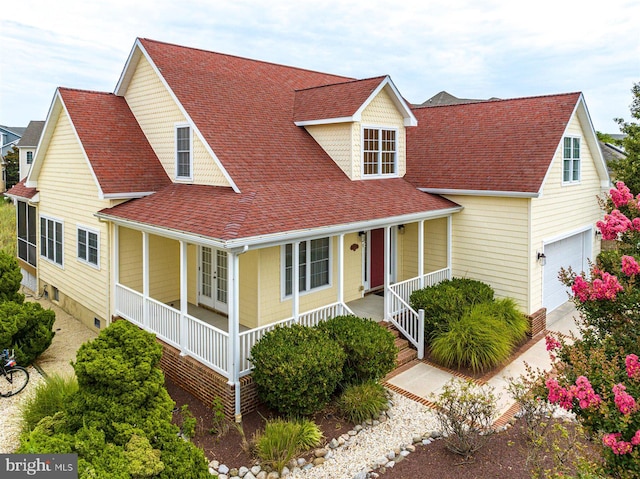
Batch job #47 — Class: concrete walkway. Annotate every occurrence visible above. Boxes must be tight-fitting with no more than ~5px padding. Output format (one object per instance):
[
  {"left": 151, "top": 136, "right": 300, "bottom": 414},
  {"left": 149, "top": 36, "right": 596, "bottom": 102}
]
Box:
[{"left": 385, "top": 301, "right": 581, "bottom": 422}]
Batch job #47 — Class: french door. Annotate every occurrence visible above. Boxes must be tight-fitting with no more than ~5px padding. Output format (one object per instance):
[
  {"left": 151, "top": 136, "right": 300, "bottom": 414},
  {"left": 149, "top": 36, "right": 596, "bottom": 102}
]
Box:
[{"left": 199, "top": 247, "right": 228, "bottom": 314}]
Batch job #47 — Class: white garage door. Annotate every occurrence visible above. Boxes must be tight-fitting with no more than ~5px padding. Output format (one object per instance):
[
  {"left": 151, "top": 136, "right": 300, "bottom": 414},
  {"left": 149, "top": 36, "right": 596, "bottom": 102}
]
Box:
[{"left": 543, "top": 230, "right": 591, "bottom": 312}]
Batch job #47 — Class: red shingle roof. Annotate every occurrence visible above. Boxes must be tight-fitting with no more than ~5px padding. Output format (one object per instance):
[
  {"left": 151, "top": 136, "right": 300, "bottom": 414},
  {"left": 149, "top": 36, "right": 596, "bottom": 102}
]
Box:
[
  {"left": 293, "top": 76, "right": 387, "bottom": 123},
  {"left": 5, "top": 179, "right": 37, "bottom": 200},
  {"left": 99, "top": 180, "right": 458, "bottom": 241},
  {"left": 405, "top": 93, "right": 582, "bottom": 194},
  {"left": 59, "top": 88, "right": 171, "bottom": 195}
]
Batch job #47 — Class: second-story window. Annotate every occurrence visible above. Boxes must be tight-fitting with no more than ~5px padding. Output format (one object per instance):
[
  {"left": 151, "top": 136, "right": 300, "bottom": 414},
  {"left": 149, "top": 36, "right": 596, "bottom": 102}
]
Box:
[
  {"left": 26, "top": 151, "right": 33, "bottom": 164},
  {"left": 176, "top": 125, "right": 192, "bottom": 179},
  {"left": 363, "top": 127, "right": 397, "bottom": 176},
  {"left": 563, "top": 136, "right": 581, "bottom": 183}
]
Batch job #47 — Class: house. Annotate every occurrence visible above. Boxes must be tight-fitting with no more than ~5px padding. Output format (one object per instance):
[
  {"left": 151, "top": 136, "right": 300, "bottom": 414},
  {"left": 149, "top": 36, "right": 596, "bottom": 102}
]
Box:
[
  {"left": 17, "top": 121, "right": 45, "bottom": 182},
  {"left": 1, "top": 125, "right": 26, "bottom": 192},
  {"left": 5, "top": 38, "right": 609, "bottom": 419}
]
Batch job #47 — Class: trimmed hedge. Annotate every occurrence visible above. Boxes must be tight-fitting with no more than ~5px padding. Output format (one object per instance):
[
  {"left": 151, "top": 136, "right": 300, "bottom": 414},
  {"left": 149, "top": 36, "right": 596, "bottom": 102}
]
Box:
[
  {"left": 317, "top": 315, "right": 397, "bottom": 386},
  {"left": 0, "top": 250, "right": 24, "bottom": 304},
  {"left": 0, "top": 300, "right": 55, "bottom": 365},
  {"left": 250, "top": 324, "right": 345, "bottom": 416}
]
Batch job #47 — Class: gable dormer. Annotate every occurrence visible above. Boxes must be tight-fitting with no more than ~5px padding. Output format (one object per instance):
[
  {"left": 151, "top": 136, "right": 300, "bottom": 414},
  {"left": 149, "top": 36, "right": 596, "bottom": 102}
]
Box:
[{"left": 294, "top": 76, "right": 416, "bottom": 180}]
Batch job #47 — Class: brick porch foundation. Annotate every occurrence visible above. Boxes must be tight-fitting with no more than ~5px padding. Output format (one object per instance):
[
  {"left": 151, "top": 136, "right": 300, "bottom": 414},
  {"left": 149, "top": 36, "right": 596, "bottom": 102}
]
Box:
[
  {"left": 158, "top": 340, "right": 259, "bottom": 421},
  {"left": 527, "top": 307, "right": 547, "bottom": 337}
]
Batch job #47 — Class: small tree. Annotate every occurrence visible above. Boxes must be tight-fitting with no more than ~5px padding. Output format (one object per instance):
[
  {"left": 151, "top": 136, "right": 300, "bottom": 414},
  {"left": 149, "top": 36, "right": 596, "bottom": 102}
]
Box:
[
  {"left": 3, "top": 145, "right": 19, "bottom": 190},
  {"left": 610, "top": 82, "right": 640, "bottom": 195}
]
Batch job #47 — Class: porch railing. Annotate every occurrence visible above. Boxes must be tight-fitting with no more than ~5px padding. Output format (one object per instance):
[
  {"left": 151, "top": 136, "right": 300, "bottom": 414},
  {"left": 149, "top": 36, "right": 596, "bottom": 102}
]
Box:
[
  {"left": 115, "top": 283, "right": 229, "bottom": 377},
  {"left": 115, "top": 283, "right": 352, "bottom": 379},
  {"left": 237, "top": 301, "right": 354, "bottom": 377},
  {"left": 387, "top": 267, "right": 451, "bottom": 359}
]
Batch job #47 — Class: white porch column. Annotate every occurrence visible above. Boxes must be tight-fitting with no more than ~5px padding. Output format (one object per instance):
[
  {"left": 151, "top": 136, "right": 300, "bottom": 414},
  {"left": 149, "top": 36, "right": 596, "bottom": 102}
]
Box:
[
  {"left": 142, "top": 231, "right": 149, "bottom": 329},
  {"left": 384, "top": 226, "right": 391, "bottom": 321},
  {"left": 338, "top": 234, "right": 344, "bottom": 305},
  {"left": 447, "top": 215, "right": 452, "bottom": 278},
  {"left": 114, "top": 225, "right": 120, "bottom": 285},
  {"left": 418, "top": 219, "right": 425, "bottom": 288},
  {"left": 292, "top": 241, "right": 300, "bottom": 322},
  {"left": 179, "top": 240, "right": 188, "bottom": 354},
  {"left": 227, "top": 251, "right": 242, "bottom": 422}
]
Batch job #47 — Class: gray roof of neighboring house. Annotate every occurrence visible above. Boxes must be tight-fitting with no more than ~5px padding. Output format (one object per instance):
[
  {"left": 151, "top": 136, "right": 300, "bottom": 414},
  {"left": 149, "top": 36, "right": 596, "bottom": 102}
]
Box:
[
  {"left": 417, "top": 91, "right": 500, "bottom": 107},
  {"left": 599, "top": 141, "right": 626, "bottom": 173},
  {"left": 0, "top": 125, "right": 27, "bottom": 137},
  {"left": 17, "top": 120, "right": 45, "bottom": 147}
]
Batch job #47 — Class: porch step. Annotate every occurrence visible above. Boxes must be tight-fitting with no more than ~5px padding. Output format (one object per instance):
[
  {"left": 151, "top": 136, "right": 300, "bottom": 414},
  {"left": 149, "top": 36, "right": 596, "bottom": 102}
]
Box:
[{"left": 380, "top": 321, "right": 418, "bottom": 367}]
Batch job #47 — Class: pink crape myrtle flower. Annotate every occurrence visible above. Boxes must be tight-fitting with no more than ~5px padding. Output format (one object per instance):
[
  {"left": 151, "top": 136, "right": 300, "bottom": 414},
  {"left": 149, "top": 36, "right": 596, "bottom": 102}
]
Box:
[
  {"left": 590, "top": 272, "right": 623, "bottom": 301},
  {"left": 603, "top": 433, "right": 634, "bottom": 455},
  {"left": 571, "top": 276, "right": 591, "bottom": 302},
  {"left": 621, "top": 256, "right": 640, "bottom": 276},
  {"left": 570, "top": 376, "right": 601, "bottom": 409},
  {"left": 610, "top": 181, "right": 634, "bottom": 207},
  {"left": 632, "top": 430, "right": 640, "bottom": 447},
  {"left": 613, "top": 383, "right": 637, "bottom": 415},
  {"left": 597, "top": 210, "right": 633, "bottom": 240},
  {"left": 626, "top": 354, "right": 640, "bottom": 379},
  {"left": 545, "top": 335, "right": 562, "bottom": 351},
  {"left": 633, "top": 217, "right": 640, "bottom": 232}
]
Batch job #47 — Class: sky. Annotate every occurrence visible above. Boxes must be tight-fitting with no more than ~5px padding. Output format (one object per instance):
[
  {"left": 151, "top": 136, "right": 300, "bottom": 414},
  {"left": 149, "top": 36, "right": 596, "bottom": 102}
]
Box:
[{"left": 1, "top": 0, "right": 638, "bottom": 133}]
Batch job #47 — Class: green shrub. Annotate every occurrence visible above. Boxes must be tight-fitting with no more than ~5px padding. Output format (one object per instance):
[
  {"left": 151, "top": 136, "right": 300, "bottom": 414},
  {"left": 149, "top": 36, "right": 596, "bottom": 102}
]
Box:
[
  {"left": 316, "top": 315, "right": 397, "bottom": 385},
  {"left": 179, "top": 404, "right": 196, "bottom": 439},
  {"left": 337, "top": 381, "right": 388, "bottom": 424},
  {"left": 255, "top": 418, "right": 322, "bottom": 473},
  {"left": 472, "top": 298, "right": 529, "bottom": 344},
  {"left": 0, "top": 250, "right": 24, "bottom": 303},
  {"left": 250, "top": 324, "right": 345, "bottom": 416},
  {"left": 410, "top": 278, "right": 494, "bottom": 339},
  {"left": 21, "top": 374, "right": 78, "bottom": 432},
  {"left": 430, "top": 306, "right": 513, "bottom": 373},
  {"left": 596, "top": 249, "right": 623, "bottom": 276},
  {"left": 19, "top": 320, "right": 210, "bottom": 479},
  {"left": 0, "top": 300, "right": 55, "bottom": 365}
]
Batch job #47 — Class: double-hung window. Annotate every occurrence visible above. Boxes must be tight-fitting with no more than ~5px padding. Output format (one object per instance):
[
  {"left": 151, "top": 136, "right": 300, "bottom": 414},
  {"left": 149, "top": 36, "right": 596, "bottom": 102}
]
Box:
[
  {"left": 77, "top": 227, "right": 99, "bottom": 267},
  {"left": 26, "top": 151, "right": 33, "bottom": 164},
  {"left": 17, "top": 201, "right": 37, "bottom": 266},
  {"left": 176, "top": 125, "right": 192, "bottom": 179},
  {"left": 284, "top": 238, "right": 330, "bottom": 296},
  {"left": 40, "top": 216, "right": 63, "bottom": 266},
  {"left": 363, "top": 127, "right": 397, "bottom": 176},
  {"left": 563, "top": 136, "right": 581, "bottom": 183}
]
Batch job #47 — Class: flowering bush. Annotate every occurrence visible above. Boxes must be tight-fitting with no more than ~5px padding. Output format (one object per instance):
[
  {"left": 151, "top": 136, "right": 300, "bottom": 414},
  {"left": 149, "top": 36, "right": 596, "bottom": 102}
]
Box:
[{"left": 548, "top": 182, "right": 640, "bottom": 477}]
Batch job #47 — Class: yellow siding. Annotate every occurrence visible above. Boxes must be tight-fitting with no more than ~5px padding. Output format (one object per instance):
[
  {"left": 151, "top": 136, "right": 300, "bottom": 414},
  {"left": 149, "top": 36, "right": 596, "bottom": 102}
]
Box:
[
  {"left": 400, "top": 223, "right": 418, "bottom": 281},
  {"left": 360, "top": 87, "right": 407, "bottom": 177},
  {"left": 530, "top": 113, "right": 605, "bottom": 311},
  {"left": 148, "top": 235, "right": 180, "bottom": 303},
  {"left": 305, "top": 124, "right": 354, "bottom": 178},
  {"left": 124, "top": 55, "right": 231, "bottom": 187},
  {"left": 447, "top": 195, "right": 530, "bottom": 310},
  {"left": 399, "top": 219, "right": 449, "bottom": 282},
  {"left": 118, "top": 227, "right": 143, "bottom": 291},
  {"left": 256, "top": 236, "right": 363, "bottom": 326},
  {"left": 187, "top": 244, "right": 197, "bottom": 304},
  {"left": 36, "top": 110, "right": 111, "bottom": 324},
  {"left": 239, "top": 249, "right": 259, "bottom": 328}
]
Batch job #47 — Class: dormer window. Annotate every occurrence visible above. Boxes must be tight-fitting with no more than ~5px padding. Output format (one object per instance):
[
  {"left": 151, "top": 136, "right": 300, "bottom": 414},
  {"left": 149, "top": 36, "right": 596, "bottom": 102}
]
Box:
[
  {"left": 176, "top": 124, "right": 192, "bottom": 179},
  {"left": 363, "top": 127, "right": 397, "bottom": 176}
]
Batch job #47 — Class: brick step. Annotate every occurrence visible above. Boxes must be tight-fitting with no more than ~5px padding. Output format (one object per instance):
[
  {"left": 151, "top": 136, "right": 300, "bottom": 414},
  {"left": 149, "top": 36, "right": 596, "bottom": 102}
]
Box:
[
  {"left": 396, "top": 346, "right": 417, "bottom": 366},
  {"left": 394, "top": 336, "right": 409, "bottom": 351}
]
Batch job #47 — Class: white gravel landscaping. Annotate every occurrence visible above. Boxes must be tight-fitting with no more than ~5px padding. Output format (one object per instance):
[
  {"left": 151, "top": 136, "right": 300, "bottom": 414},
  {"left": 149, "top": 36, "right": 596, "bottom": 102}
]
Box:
[{"left": 0, "top": 366, "right": 45, "bottom": 453}]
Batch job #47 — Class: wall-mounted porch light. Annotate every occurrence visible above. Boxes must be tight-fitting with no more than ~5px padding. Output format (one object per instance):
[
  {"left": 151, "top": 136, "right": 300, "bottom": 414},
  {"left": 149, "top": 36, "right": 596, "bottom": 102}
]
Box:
[
  {"left": 398, "top": 224, "right": 405, "bottom": 234},
  {"left": 358, "top": 231, "right": 366, "bottom": 241},
  {"left": 537, "top": 251, "right": 547, "bottom": 266},
  {"left": 595, "top": 229, "right": 602, "bottom": 240}
]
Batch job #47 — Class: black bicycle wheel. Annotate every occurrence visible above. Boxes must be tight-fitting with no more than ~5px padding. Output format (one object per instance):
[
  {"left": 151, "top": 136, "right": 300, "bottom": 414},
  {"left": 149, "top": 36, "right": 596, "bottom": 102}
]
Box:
[{"left": 0, "top": 366, "right": 29, "bottom": 397}]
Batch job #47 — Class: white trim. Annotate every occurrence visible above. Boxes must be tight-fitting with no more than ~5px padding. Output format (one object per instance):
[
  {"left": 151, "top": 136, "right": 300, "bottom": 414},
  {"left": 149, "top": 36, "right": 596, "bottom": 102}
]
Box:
[
  {"left": 76, "top": 224, "right": 101, "bottom": 269},
  {"left": 281, "top": 237, "right": 333, "bottom": 300},
  {"left": 542, "top": 224, "right": 594, "bottom": 246},
  {"left": 419, "top": 187, "right": 539, "bottom": 198},
  {"left": 560, "top": 135, "right": 582, "bottom": 186},
  {"left": 102, "top": 191, "right": 156, "bottom": 200},
  {"left": 116, "top": 40, "right": 241, "bottom": 193},
  {"left": 361, "top": 125, "right": 399, "bottom": 178},
  {"left": 175, "top": 123, "right": 193, "bottom": 181},
  {"left": 39, "top": 214, "right": 64, "bottom": 268},
  {"left": 354, "top": 77, "right": 418, "bottom": 127},
  {"left": 294, "top": 116, "right": 354, "bottom": 127}
]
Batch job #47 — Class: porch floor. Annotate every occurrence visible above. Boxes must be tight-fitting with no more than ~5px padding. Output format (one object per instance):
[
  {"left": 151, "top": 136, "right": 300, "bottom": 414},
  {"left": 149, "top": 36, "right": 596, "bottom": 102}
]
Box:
[{"left": 346, "top": 293, "right": 385, "bottom": 322}]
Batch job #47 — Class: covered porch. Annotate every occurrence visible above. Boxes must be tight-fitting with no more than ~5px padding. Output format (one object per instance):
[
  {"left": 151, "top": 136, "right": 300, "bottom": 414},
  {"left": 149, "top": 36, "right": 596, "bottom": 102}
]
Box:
[{"left": 111, "top": 216, "right": 453, "bottom": 416}]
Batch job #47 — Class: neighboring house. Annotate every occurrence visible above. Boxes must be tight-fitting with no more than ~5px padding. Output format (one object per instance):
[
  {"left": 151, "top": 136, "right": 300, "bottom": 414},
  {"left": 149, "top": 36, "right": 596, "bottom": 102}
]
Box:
[
  {"left": 17, "top": 121, "right": 45, "bottom": 181},
  {"left": 599, "top": 140, "right": 626, "bottom": 176},
  {"left": 4, "top": 38, "right": 609, "bottom": 419},
  {"left": 1, "top": 125, "right": 26, "bottom": 192}
]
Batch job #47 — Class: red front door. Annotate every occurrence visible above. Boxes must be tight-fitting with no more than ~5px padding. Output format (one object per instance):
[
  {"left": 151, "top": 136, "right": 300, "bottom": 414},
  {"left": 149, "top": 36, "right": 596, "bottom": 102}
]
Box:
[{"left": 369, "top": 228, "right": 385, "bottom": 290}]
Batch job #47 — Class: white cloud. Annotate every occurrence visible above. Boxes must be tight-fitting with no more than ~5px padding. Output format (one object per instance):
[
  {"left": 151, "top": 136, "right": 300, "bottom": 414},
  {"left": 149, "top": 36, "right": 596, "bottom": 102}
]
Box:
[{"left": 1, "top": 0, "right": 638, "bottom": 131}]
